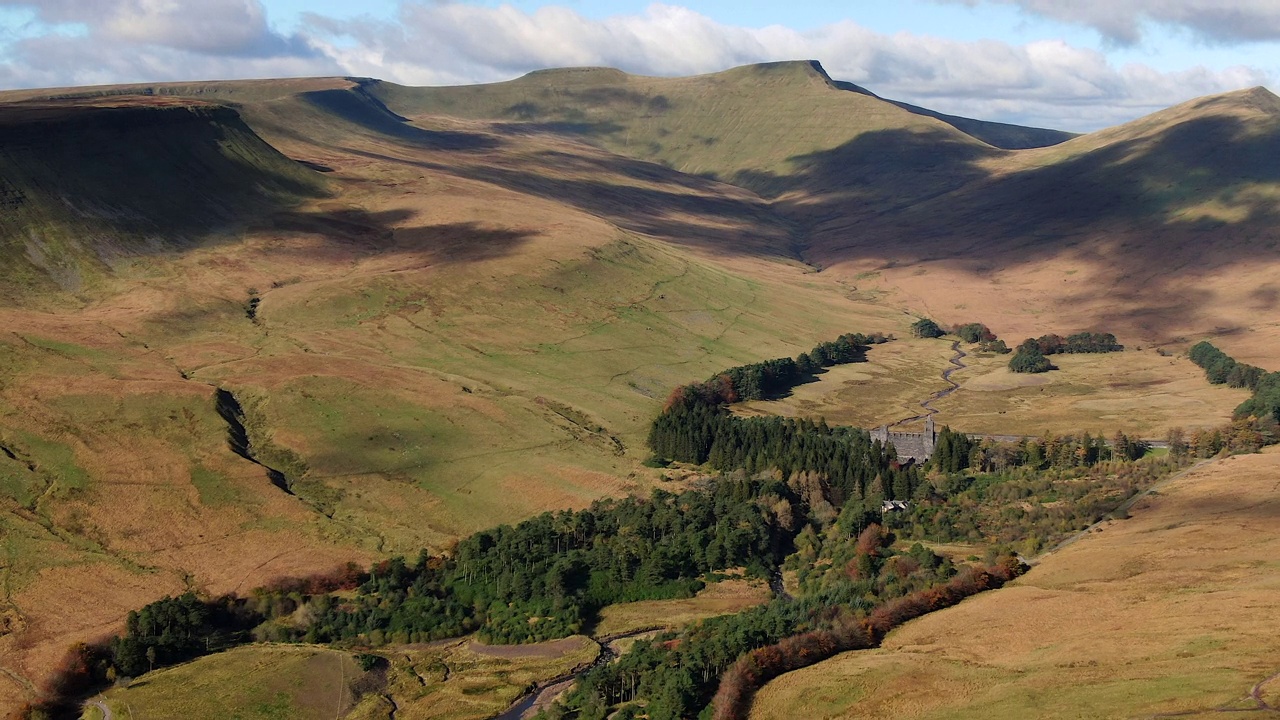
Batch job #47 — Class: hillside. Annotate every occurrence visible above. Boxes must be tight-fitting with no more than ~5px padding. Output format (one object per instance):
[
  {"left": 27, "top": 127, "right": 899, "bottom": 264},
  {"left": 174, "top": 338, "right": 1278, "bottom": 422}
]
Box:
[
  {"left": 0, "top": 63, "right": 1277, "bottom": 714},
  {"left": 372, "top": 64, "right": 1280, "bottom": 362},
  {"left": 0, "top": 69, "right": 905, "bottom": 713},
  {"left": 0, "top": 98, "right": 325, "bottom": 303},
  {"left": 799, "top": 85, "right": 1280, "bottom": 362},
  {"left": 750, "top": 448, "right": 1280, "bottom": 719},
  {"left": 366, "top": 61, "right": 1033, "bottom": 201}
]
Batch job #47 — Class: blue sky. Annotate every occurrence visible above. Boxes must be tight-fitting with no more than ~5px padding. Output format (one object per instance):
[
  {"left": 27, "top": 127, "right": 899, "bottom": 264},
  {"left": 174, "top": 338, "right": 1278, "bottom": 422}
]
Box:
[{"left": 1, "top": 1, "right": 1278, "bottom": 131}]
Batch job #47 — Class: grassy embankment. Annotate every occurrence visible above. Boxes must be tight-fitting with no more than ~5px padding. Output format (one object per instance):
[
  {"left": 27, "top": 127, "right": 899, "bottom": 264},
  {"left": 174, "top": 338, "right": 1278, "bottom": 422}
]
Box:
[{"left": 89, "top": 636, "right": 599, "bottom": 720}]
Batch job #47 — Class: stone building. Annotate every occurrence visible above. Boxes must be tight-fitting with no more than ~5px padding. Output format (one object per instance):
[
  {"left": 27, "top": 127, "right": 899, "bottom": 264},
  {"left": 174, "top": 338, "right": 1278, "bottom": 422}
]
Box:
[{"left": 869, "top": 414, "right": 937, "bottom": 462}]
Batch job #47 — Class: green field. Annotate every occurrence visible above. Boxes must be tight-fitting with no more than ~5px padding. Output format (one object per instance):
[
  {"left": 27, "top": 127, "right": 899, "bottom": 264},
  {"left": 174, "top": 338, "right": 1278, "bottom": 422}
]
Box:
[{"left": 90, "top": 638, "right": 599, "bottom": 720}]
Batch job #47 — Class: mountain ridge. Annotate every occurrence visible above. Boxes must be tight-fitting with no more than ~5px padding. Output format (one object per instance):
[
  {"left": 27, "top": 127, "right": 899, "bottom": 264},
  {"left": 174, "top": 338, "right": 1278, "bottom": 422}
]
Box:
[{"left": 1, "top": 61, "right": 1279, "bottom": 713}]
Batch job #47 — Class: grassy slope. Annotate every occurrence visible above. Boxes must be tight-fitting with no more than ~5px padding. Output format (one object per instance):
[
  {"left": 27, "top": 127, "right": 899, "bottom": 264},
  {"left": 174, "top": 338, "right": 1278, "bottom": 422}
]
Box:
[
  {"left": 0, "top": 66, "right": 1277, "bottom": 713},
  {"left": 811, "top": 86, "right": 1280, "bottom": 363},
  {"left": 0, "top": 76, "right": 906, "bottom": 711},
  {"left": 750, "top": 448, "right": 1280, "bottom": 719},
  {"left": 0, "top": 98, "right": 326, "bottom": 305},
  {"left": 93, "top": 645, "right": 364, "bottom": 720},
  {"left": 373, "top": 64, "right": 1280, "bottom": 363},
  {"left": 366, "top": 61, "right": 1002, "bottom": 200}
]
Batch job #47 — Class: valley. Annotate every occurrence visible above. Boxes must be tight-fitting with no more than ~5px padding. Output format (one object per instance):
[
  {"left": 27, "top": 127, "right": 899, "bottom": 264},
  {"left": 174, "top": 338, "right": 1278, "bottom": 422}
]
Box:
[{"left": 0, "top": 59, "right": 1275, "bottom": 719}]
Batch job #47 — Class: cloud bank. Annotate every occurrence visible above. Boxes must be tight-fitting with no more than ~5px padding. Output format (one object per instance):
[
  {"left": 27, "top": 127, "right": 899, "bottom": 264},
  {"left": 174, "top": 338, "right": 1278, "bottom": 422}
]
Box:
[
  {"left": 947, "top": 0, "right": 1280, "bottom": 45},
  {"left": 0, "top": 1, "right": 1272, "bottom": 131}
]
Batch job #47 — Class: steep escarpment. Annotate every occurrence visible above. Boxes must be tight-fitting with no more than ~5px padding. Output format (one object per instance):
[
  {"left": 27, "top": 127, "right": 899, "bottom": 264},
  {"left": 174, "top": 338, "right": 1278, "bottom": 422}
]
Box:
[{"left": 0, "top": 100, "right": 325, "bottom": 301}]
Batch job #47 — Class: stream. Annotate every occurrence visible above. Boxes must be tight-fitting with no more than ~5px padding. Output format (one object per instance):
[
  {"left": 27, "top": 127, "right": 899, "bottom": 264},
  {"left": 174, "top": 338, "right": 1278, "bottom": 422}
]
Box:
[
  {"left": 889, "top": 340, "right": 968, "bottom": 428},
  {"left": 491, "top": 627, "right": 665, "bottom": 720}
]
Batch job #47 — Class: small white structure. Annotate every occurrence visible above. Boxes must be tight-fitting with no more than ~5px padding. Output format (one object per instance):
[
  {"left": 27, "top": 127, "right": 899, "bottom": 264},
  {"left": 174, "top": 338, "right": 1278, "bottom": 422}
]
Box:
[{"left": 881, "top": 500, "right": 911, "bottom": 512}]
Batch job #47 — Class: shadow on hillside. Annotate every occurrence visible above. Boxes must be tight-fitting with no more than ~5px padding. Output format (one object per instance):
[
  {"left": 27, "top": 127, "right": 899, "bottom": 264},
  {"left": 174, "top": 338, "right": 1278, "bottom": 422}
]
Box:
[
  {"left": 0, "top": 104, "right": 330, "bottom": 256},
  {"left": 760, "top": 115, "right": 1280, "bottom": 332},
  {"left": 301, "top": 88, "right": 501, "bottom": 152},
  {"left": 723, "top": 126, "right": 999, "bottom": 205},
  {"left": 321, "top": 142, "right": 801, "bottom": 261},
  {"left": 447, "top": 158, "right": 798, "bottom": 259},
  {"left": 266, "top": 207, "right": 538, "bottom": 265},
  {"left": 491, "top": 120, "right": 626, "bottom": 138},
  {"left": 795, "top": 116, "right": 1280, "bottom": 261},
  {"left": 489, "top": 91, "right": 668, "bottom": 138}
]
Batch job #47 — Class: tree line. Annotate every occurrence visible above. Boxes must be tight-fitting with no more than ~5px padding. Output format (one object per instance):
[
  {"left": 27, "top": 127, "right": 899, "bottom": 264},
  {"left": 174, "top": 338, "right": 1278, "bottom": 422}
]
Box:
[
  {"left": 663, "top": 332, "right": 888, "bottom": 408},
  {"left": 1189, "top": 341, "right": 1280, "bottom": 423},
  {"left": 301, "top": 481, "right": 800, "bottom": 646},
  {"left": 911, "top": 317, "right": 1009, "bottom": 352},
  {"left": 1009, "top": 331, "right": 1123, "bottom": 373},
  {"left": 647, "top": 332, "right": 923, "bottom": 504}
]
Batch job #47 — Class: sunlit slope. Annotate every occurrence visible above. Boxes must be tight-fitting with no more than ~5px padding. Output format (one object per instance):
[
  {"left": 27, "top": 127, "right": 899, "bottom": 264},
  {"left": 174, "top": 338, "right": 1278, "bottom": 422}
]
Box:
[
  {"left": 814, "top": 85, "right": 1280, "bottom": 254},
  {"left": 0, "top": 98, "right": 325, "bottom": 304},
  {"left": 366, "top": 61, "right": 1068, "bottom": 202},
  {"left": 0, "top": 75, "right": 908, "bottom": 712},
  {"left": 750, "top": 448, "right": 1280, "bottom": 719},
  {"left": 806, "top": 86, "right": 1280, "bottom": 361}
]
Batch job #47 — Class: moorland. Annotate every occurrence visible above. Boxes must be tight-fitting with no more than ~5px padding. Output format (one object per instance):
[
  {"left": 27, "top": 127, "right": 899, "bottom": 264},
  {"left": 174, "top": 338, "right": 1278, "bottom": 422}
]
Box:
[{"left": 0, "top": 60, "right": 1277, "bottom": 719}]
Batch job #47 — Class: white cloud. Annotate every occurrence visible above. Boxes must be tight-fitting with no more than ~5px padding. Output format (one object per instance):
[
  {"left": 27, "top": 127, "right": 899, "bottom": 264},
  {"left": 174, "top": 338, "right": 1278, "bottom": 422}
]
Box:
[
  {"left": 943, "top": 0, "right": 1280, "bottom": 45},
  {"left": 0, "top": 0, "right": 314, "bottom": 55},
  {"left": 0, "top": 1, "right": 1272, "bottom": 131},
  {"left": 0, "top": 33, "right": 338, "bottom": 89}
]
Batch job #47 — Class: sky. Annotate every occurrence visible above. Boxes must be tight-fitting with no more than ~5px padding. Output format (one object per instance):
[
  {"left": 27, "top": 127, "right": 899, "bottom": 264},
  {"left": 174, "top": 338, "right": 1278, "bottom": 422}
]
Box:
[{"left": 1, "top": 1, "right": 1278, "bottom": 131}]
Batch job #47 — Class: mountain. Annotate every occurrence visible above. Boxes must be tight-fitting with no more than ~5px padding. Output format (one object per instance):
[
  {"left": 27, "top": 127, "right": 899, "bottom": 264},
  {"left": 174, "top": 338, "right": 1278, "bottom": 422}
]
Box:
[
  {"left": 365, "top": 62, "right": 1280, "bottom": 362},
  {"left": 0, "top": 61, "right": 1277, "bottom": 712},
  {"left": 802, "top": 84, "right": 1280, "bottom": 359},
  {"left": 365, "top": 60, "right": 1071, "bottom": 198}
]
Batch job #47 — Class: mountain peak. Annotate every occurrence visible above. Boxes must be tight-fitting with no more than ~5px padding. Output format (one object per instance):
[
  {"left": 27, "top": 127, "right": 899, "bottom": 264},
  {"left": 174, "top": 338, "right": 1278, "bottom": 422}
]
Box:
[
  {"left": 721, "top": 60, "right": 832, "bottom": 82},
  {"left": 1175, "top": 84, "right": 1280, "bottom": 119},
  {"left": 518, "top": 66, "right": 631, "bottom": 85}
]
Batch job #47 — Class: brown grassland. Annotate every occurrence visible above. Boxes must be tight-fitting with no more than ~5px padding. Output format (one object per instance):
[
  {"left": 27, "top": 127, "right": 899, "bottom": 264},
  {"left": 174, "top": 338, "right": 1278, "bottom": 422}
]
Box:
[
  {"left": 739, "top": 338, "right": 1251, "bottom": 437},
  {"left": 0, "top": 63, "right": 1278, "bottom": 714},
  {"left": 749, "top": 447, "right": 1280, "bottom": 719},
  {"left": 0, "top": 78, "right": 899, "bottom": 710},
  {"left": 931, "top": 344, "right": 1251, "bottom": 436}
]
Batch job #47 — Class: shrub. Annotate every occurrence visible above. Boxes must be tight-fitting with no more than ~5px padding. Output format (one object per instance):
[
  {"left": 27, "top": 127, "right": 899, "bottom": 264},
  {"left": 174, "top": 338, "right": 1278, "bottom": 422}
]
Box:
[
  {"left": 1009, "top": 344, "right": 1052, "bottom": 373},
  {"left": 911, "top": 318, "right": 944, "bottom": 339},
  {"left": 954, "top": 323, "right": 994, "bottom": 343}
]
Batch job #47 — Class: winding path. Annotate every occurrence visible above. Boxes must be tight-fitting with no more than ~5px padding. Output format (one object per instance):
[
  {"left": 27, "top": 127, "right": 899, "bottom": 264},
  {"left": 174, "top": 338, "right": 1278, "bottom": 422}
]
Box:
[
  {"left": 86, "top": 695, "right": 113, "bottom": 720},
  {"left": 889, "top": 340, "right": 968, "bottom": 429}
]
